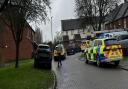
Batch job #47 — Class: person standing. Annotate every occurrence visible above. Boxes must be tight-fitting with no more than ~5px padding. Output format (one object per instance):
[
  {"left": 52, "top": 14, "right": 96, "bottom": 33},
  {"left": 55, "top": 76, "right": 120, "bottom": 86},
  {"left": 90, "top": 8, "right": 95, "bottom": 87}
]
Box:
[{"left": 57, "top": 45, "right": 62, "bottom": 67}]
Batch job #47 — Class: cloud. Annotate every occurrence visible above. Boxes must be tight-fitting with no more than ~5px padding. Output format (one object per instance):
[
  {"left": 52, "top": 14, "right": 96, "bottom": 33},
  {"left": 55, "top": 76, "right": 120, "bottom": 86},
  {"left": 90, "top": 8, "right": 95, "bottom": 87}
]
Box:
[{"left": 38, "top": 0, "right": 76, "bottom": 42}]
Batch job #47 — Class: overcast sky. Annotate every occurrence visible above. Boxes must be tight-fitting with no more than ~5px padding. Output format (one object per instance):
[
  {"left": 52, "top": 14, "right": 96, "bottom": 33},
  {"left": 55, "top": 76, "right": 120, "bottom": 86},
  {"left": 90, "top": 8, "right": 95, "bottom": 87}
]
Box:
[
  {"left": 40, "top": 0, "right": 76, "bottom": 42},
  {"left": 32, "top": 0, "right": 124, "bottom": 42}
]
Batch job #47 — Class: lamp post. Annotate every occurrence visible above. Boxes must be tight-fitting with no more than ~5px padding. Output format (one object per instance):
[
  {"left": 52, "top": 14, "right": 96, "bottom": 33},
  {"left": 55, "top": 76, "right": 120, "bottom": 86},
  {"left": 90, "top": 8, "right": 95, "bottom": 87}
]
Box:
[
  {"left": 51, "top": 16, "right": 53, "bottom": 43},
  {"left": 50, "top": 8, "right": 54, "bottom": 54}
]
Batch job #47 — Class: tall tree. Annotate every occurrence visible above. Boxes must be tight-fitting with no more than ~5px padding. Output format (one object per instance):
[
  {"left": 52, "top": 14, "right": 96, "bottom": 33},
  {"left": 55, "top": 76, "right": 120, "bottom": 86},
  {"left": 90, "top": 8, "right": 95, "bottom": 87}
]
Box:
[
  {"left": 0, "top": 0, "right": 50, "bottom": 68},
  {"left": 75, "top": 0, "right": 120, "bottom": 31},
  {"left": 0, "top": 0, "right": 9, "bottom": 12},
  {"left": 35, "top": 27, "right": 43, "bottom": 44}
]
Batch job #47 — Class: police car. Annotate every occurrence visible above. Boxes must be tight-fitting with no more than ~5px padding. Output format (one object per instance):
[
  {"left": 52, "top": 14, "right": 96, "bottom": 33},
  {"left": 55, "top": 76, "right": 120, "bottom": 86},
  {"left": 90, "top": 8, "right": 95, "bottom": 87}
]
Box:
[{"left": 84, "top": 38, "right": 123, "bottom": 66}]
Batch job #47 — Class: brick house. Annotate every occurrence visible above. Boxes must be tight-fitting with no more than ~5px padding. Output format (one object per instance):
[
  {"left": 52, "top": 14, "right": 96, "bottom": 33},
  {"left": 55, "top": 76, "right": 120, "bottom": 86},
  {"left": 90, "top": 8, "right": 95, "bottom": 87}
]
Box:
[
  {"left": 0, "top": 21, "right": 35, "bottom": 62},
  {"left": 105, "top": 1, "right": 128, "bottom": 30}
]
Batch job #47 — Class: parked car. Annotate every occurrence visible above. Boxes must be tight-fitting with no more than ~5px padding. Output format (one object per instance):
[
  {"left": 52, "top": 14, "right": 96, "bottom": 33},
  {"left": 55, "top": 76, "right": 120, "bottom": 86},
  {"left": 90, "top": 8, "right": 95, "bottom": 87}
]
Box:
[
  {"left": 54, "top": 44, "right": 66, "bottom": 61},
  {"left": 117, "top": 34, "right": 128, "bottom": 56},
  {"left": 84, "top": 38, "right": 123, "bottom": 67},
  {"left": 66, "top": 45, "right": 76, "bottom": 55},
  {"left": 34, "top": 44, "right": 52, "bottom": 69}
]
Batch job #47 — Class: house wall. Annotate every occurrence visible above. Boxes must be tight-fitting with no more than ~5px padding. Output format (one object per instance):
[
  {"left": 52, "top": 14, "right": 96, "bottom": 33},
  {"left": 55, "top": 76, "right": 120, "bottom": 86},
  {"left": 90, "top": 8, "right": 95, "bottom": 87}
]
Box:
[
  {"left": 105, "top": 17, "right": 128, "bottom": 30},
  {"left": 62, "top": 25, "right": 94, "bottom": 40},
  {"left": 2, "top": 25, "right": 34, "bottom": 62}
]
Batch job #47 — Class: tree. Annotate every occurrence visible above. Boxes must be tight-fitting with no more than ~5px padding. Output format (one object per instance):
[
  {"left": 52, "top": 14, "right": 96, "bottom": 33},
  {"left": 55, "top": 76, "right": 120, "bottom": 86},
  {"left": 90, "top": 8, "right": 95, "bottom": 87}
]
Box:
[
  {"left": 0, "top": 0, "right": 9, "bottom": 12},
  {"left": 0, "top": 0, "right": 50, "bottom": 68},
  {"left": 35, "top": 27, "right": 43, "bottom": 44},
  {"left": 75, "top": 0, "right": 120, "bottom": 31},
  {"left": 54, "top": 31, "right": 62, "bottom": 47}
]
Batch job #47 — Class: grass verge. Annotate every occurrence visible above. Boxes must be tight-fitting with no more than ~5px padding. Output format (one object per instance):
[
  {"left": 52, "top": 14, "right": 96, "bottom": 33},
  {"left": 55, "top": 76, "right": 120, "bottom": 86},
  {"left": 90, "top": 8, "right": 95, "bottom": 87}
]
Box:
[{"left": 0, "top": 59, "right": 54, "bottom": 89}]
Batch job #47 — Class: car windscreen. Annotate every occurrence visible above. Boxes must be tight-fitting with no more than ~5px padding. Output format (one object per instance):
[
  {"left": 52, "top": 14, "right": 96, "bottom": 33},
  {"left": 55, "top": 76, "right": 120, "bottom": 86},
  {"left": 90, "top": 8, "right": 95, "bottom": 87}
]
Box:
[
  {"left": 119, "top": 35, "right": 128, "bottom": 40},
  {"left": 104, "top": 39, "right": 119, "bottom": 45},
  {"left": 38, "top": 46, "right": 49, "bottom": 49}
]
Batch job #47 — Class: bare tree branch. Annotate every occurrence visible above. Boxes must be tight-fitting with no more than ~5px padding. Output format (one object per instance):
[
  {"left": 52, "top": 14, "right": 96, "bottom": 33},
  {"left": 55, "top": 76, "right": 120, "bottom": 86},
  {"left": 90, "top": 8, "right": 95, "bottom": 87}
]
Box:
[
  {"left": 0, "top": 0, "right": 9, "bottom": 12},
  {"left": 75, "top": 0, "right": 120, "bottom": 31}
]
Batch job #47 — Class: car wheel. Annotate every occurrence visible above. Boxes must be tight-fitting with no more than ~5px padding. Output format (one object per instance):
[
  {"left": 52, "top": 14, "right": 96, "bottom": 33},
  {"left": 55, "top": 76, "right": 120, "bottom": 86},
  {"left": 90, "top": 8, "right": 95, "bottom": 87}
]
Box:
[
  {"left": 48, "top": 63, "right": 52, "bottom": 69},
  {"left": 114, "top": 61, "right": 120, "bottom": 66},
  {"left": 85, "top": 55, "right": 89, "bottom": 64}
]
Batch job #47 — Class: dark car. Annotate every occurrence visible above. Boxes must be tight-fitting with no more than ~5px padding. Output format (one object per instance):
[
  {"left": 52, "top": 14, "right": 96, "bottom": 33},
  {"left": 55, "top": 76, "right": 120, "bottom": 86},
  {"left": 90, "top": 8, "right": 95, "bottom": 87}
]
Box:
[
  {"left": 34, "top": 44, "right": 52, "bottom": 69},
  {"left": 66, "top": 45, "right": 75, "bottom": 55}
]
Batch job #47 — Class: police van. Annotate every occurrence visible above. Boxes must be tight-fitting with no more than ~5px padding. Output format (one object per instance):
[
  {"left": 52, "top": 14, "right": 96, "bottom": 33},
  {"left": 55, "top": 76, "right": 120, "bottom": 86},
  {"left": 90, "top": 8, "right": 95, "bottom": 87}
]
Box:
[{"left": 84, "top": 38, "right": 123, "bottom": 66}]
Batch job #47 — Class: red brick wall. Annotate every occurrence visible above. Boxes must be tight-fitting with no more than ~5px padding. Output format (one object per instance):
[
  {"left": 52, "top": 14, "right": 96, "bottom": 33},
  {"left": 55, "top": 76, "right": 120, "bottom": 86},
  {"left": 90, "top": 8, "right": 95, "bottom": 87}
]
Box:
[
  {"left": 2, "top": 25, "right": 33, "bottom": 62},
  {"left": 106, "top": 18, "right": 126, "bottom": 30},
  {"left": 19, "top": 28, "right": 32, "bottom": 60}
]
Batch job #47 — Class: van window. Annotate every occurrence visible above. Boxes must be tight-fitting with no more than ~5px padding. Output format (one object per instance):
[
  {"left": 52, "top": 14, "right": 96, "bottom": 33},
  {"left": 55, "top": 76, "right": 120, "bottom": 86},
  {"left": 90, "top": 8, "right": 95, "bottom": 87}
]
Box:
[
  {"left": 39, "top": 46, "right": 49, "bottom": 49},
  {"left": 97, "top": 40, "right": 102, "bottom": 46}
]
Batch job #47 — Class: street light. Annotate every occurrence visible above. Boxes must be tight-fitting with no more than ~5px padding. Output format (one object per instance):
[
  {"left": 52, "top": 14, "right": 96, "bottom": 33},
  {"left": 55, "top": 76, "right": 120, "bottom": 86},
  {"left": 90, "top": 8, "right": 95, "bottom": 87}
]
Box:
[
  {"left": 50, "top": 8, "right": 54, "bottom": 54},
  {"left": 51, "top": 16, "right": 54, "bottom": 43}
]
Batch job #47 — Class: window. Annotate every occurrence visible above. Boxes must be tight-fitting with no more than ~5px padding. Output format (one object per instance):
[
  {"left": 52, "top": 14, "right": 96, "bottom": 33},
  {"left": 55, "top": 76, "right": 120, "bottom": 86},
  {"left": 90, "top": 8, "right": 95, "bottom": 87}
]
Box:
[
  {"left": 66, "top": 31, "right": 68, "bottom": 35},
  {"left": 71, "top": 30, "right": 74, "bottom": 35},
  {"left": 78, "top": 30, "right": 80, "bottom": 33},
  {"left": 97, "top": 40, "right": 102, "bottom": 46},
  {"left": 83, "top": 29, "right": 85, "bottom": 34},
  {"left": 94, "top": 40, "right": 102, "bottom": 46}
]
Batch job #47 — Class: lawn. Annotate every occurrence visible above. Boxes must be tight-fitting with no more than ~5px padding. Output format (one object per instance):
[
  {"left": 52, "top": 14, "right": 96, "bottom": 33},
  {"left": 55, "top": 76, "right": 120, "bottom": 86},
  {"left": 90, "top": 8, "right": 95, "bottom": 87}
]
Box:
[{"left": 0, "top": 59, "right": 54, "bottom": 89}]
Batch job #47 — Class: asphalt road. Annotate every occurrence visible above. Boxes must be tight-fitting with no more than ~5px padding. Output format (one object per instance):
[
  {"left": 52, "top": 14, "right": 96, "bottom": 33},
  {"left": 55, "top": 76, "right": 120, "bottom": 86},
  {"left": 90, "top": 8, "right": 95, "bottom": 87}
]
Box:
[{"left": 52, "top": 53, "right": 128, "bottom": 89}]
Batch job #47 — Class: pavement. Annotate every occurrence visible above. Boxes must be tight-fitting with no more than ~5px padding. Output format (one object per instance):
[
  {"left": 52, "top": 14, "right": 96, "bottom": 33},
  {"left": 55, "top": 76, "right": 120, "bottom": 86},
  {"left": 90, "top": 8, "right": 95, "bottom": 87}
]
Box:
[{"left": 52, "top": 53, "right": 128, "bottom": 89}]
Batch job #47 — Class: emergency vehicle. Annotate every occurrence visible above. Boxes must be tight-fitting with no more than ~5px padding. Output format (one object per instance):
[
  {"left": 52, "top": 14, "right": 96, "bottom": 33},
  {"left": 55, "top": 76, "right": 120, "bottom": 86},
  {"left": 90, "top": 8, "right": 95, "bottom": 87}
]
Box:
[{"left": 84, "top": 38, "right": 123, "bottom": 66}]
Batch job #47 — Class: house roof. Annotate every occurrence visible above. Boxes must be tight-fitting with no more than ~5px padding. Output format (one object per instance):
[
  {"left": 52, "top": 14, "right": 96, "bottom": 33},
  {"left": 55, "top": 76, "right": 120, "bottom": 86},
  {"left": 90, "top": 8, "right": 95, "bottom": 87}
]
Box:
[
  {"left": 106, "top": 2, "right": 128, "bottom": 23},
  {"left": 115, "top": 2, "right": 128, "bottom": 20},
  {"left": 124, "top": 6, "right": 128, "bottom": 17},
  {"left": 61, "top": 18, "right": 86, "bottom": 31}
]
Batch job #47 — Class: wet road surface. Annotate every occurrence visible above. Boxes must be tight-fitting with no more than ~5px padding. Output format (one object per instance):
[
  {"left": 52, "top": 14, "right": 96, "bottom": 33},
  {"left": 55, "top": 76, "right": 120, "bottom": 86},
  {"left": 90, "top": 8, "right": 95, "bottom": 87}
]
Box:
[{"left": 52, "top": 53, "right": 128, "bottom": 89}]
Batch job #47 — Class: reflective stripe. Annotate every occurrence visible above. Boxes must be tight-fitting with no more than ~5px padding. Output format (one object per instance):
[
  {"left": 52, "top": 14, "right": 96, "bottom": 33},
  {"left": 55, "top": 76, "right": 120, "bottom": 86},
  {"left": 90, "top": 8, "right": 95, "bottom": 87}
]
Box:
[
  {"left": 100, "top": 46, "right": 105, "bottom": 54},
  {"left": 88, "top": 48, "right": 90, "bottom": 53}
]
